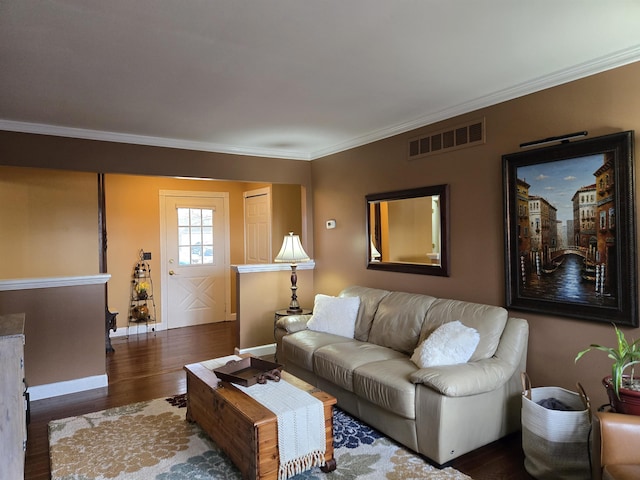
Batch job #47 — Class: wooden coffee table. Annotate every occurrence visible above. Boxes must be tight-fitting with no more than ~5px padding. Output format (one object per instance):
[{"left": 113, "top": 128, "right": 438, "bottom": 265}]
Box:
[{"left": 184, "top": 361, "right": 337, "bottom": 480}]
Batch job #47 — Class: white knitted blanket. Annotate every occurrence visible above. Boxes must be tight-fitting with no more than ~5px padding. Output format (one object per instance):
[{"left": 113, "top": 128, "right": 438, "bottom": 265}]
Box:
[{"left": 201, "top": 355, "right": 326, "bottom": 480}]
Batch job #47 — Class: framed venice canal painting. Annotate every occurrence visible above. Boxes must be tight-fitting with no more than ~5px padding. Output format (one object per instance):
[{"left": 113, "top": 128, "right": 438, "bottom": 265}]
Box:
[{"left": 503, "top": 131, "right": 637, "bottom": 326}]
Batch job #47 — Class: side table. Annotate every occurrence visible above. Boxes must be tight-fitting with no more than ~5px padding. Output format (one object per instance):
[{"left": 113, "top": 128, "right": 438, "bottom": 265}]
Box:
[
  {"left": 274, "top": 308, "right": 312, "bottom": 362},
  {"left": 274, "top": 308, "right": 312, "bottom": 320}
]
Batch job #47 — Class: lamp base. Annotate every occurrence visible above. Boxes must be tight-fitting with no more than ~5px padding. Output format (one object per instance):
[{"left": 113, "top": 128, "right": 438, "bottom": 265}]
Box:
[{"left": 286, "top": 264, "right": 303, "bottom": 314}]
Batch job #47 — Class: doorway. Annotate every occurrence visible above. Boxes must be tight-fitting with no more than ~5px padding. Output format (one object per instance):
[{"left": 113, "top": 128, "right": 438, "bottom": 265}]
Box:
[{"left": 160, "top": 190, "right": 230, "bottom": 329}]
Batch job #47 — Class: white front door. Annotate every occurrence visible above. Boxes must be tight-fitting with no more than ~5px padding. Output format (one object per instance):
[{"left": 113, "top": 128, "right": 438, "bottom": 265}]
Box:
[{"left": 160, "top": 191, "right": 229, "bottom": 329}]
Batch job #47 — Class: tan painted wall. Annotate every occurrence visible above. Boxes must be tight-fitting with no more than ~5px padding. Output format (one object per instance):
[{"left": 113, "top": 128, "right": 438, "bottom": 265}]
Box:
[
  {"left": 0, "top": 133, "right": 314, "bottom": 255},
  {"left": 310, "top": 61, "right": 640, "bottom": 408},
  {"left": 236, "top": 268, "right": 314, "bottom": 349},
  {"left": 0, "top": 283, "right": 105, "bottom": 386},
  {"left": 0, "top": 166, "right": 99, "bottom": 278}
]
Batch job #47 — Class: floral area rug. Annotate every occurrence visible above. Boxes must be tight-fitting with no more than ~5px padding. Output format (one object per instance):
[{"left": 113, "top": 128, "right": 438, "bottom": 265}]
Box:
[{"left": 49, "top": 394, "right": 472, "bottom": 480}]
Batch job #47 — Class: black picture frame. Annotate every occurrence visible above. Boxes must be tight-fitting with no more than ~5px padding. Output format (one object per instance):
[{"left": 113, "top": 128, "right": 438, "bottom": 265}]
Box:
[{"left": 503, "top": 131, "right": 637, "bottom": 326}]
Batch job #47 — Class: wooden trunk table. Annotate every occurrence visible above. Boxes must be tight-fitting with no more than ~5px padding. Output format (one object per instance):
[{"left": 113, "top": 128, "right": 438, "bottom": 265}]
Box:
[{"left": 184, "top": 361, "right": 337, "bottom": 480}]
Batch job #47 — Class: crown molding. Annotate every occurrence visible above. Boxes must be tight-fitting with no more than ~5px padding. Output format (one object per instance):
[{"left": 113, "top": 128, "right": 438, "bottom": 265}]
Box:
[
  {"left": 2, "top": 45, "right": 639, "bottom": 162},
  {"left": 309, "top": 45, "right": 640, "bottom": 160},
  {"left": 0, "top": 120, "right": 313, "bottom": 161}
]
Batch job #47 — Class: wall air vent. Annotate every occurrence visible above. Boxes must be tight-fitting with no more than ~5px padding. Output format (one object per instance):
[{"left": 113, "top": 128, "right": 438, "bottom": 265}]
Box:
[{"left": 408, "top": 118, "right": 485, "bottom": 160}]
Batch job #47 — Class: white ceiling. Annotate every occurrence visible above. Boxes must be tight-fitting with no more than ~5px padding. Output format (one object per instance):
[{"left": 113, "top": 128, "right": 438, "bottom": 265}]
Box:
[{"left": 2, "top": 1, "right": 640, "bottom": 161}]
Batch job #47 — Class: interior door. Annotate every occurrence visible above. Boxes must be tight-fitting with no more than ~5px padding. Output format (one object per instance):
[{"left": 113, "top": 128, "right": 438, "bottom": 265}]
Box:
[
  {"left": 161, "top": 191, "right": 229, "bottom": 329},
  {"left": 244, "top": 187, "right": 271, "bottom": 263}
]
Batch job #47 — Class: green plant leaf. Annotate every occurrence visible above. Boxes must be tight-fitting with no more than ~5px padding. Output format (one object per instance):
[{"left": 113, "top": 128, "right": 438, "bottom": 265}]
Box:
[{"left": 575, "top": 323, "right": 640, "bottom": 399}]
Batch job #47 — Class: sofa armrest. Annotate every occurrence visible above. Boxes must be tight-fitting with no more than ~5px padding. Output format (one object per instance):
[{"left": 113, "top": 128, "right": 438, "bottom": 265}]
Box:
[
  {"left": 410, "top": 356, "right": 516, "bottom": 396},
  {"left": 275, "top": 314, "right": 312, "bottom": 334},
  {"left": 410, "top": 316, "right": 529, "bottom": 397},
  {"left": 592, "top": 411, "right": 640, "bottom": 480}
]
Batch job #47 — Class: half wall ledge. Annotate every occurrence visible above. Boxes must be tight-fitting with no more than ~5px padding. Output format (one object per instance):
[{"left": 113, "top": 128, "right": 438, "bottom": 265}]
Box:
[
  {"left": 233, "top": 262, "right": 315, "bottom": 350},
  {"left": 0, "top": 274, "right": 111, "bottom": 291}
]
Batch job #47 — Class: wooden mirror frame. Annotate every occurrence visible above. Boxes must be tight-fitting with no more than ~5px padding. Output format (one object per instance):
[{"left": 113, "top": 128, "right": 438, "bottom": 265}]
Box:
[{"left": 366, "top": 184, "right": 450, "bottom": 276}]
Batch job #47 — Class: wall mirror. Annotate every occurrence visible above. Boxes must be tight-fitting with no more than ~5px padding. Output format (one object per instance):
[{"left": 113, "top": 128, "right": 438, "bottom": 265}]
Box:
[{"left": 366, "top": 184, "right": 449, "bottom": 276}]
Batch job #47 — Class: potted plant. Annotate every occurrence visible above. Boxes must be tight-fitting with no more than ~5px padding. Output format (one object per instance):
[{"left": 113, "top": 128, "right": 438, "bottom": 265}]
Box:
[{"left": 575, "top": 323, "right": 640, "bottom": 415}]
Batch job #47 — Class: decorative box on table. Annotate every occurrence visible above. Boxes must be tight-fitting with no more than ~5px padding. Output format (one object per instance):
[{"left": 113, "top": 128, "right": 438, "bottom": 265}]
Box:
[{"left": 213, "top": 357, "right": 282, "bottom": 386}]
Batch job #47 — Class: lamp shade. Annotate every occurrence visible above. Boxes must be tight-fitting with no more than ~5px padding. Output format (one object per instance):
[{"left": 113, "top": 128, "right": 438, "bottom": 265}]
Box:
[{"left": 274, "top": 232, "right": 310, "bottom": 264}]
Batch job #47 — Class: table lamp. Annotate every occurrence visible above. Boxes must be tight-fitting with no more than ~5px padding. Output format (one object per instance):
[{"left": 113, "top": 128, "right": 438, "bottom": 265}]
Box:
[{"left": 274, "top": 232, "right": 310, "bottom": 313}]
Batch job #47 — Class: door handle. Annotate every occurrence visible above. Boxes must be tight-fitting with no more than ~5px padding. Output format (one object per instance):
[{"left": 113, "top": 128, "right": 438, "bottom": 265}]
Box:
[{"left": 169, "top": 270, "right": 176, "bottom": 275}]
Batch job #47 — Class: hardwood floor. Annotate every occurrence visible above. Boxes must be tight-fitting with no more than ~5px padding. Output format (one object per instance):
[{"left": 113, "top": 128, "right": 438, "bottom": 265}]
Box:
[{"left": 25, "top": 322, "right": 533, "bottom": 480}]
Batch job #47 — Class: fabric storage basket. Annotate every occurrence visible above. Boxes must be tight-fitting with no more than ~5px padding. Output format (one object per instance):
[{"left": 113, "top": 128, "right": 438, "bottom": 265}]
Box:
[{"left": 521, "top": 373, "right": 592, "bottom": 480}]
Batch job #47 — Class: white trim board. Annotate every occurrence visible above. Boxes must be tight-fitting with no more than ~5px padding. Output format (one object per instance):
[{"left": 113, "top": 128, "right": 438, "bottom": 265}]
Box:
[
  {"left": 28, "top": 374, "right": 108, "bottom": 401},
  {"left": 232, "top": 261, "right": 315, "bottom": 274},
  {"left": 110, "top": 322, "right": 165, "bottom": 338},
  {"left": 235, "top": 343, "right": 276, "bottom": 358},
  {"left": 0, "top": 274, "right": 111, "bottom": 291}
]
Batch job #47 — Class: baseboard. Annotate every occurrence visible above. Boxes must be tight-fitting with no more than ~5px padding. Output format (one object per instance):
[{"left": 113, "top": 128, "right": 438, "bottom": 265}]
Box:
[
  {"left": 110, "top": 322, "right": 164, "bottom": 337},
  {"left": 28, "top": 374, "right": 109, "bottom": 401},
  {"left": 234, "top": 343, "right": 276, "bottom": 357}
]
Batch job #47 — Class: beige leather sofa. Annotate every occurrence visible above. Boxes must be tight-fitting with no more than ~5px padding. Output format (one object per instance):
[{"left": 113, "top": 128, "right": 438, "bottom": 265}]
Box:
[{"left": 275, "top": 285, "right": 529, "bottom": 465}]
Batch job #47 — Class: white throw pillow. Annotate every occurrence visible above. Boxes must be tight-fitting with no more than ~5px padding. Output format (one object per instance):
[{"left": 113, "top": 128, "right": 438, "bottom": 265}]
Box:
[
  {"left": 307, "top": 294, "right": 360, "bottom": 338},
  {"left": 411, "top": 320, "right": 480, "bottom": 368}
]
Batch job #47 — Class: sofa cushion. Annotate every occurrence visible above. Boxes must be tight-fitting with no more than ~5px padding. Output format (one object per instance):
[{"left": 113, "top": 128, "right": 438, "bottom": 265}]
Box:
[
  {"left": 353, "top": 358, "right": 418, "bottom": 419},
  {"left": 411, "top": 320, "right": 480, "bottom": 368},
  {"left": 368, "top": 291, "right": 437, "bottom": 355},
  {"left": 420, "top": 298, "right": 508, "bottom": 361},
  {"left": 313, "top": 341, "right": 405, "bottom": 392},
  {"left": 307, "top": 294, "right": 360, "bottom": 338},
  {"left": 282, "top": 330, "right": 353, "bottom": 371},
  {"left": 339, "top": 286, "right": 390, "bottom": 342}
]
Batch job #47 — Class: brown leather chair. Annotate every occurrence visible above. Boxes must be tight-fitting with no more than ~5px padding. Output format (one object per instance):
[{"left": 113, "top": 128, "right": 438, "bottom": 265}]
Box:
[{"left": 592, "top": 411, "right": 640, "bottom": 480}]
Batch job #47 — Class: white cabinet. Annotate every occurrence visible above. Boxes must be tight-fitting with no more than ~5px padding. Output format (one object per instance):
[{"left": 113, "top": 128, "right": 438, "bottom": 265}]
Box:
[{"left": 0, "top": 312, "right": 26, "bottom": 480}]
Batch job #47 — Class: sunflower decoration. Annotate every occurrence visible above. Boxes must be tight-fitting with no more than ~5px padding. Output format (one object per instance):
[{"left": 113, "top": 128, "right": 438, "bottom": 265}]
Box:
[{"left": 135, "top": 281, "right": 150, "bottom": 300}]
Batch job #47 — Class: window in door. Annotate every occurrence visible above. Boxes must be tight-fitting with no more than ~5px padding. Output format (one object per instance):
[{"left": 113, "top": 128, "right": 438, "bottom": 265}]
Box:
[{"left": 177, "top": 207, "right": 214, "bottom": 265}]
